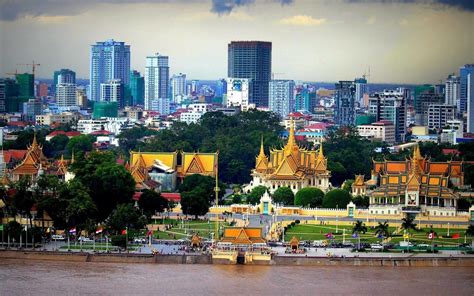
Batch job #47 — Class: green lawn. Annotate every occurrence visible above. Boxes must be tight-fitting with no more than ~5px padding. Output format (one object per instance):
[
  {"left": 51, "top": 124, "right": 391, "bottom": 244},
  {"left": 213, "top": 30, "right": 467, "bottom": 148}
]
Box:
[
  {"left": 284, "top": 224, "right": 469, "bottom": 246},
  {"left": 154, "top": 220, "right": 230, "bottom": 240}
]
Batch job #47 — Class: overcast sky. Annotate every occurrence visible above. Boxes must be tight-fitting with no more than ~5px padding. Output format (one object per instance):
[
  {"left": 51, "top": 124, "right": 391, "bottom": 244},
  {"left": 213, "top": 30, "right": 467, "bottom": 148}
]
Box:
[{"left": 0, "top": 0, "right": 472, "bottom": 83}]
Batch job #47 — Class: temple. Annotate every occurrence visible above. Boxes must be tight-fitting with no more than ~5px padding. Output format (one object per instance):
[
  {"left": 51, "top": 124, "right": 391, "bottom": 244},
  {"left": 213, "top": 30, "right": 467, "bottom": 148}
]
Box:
[
  {"left": 353, "top": 145, "right": 464, "bottom": 216},
  {"left": 245, "top": 121, "right": 331, "bottom": 194},
  {"left": 129, "top": 150, "right": 218, "bottom": 191}
]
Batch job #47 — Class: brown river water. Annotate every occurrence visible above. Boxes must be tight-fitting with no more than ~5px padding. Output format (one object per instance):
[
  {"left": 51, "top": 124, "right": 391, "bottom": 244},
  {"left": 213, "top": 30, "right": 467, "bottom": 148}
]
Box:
[{"left": 1, "top": 260, "right": 473, "bottom": 296}]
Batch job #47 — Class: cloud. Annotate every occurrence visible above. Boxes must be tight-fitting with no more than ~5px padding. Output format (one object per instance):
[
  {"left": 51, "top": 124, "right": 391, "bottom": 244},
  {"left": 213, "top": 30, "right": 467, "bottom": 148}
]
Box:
[
  {"left": 279, "top": 15, "right": 327, "bottom": 26},
  {"left": 211, "top": 0, "right": 293, "bottom": 15},
  {"left": 345, "top": 0, "right": 474, "bottom": 12}
]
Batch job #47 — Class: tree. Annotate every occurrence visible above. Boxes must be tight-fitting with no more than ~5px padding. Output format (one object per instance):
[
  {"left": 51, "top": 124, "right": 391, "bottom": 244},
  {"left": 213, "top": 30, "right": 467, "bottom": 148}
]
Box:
[
  {"left": 231, "top": 194, "right": 242, "bottom": 204},
  {"left": 272, "top": 187, "right": 294, "bottom": 205},
  {"left": 60, "top": 179, "right": 97, "bottom": 228},
  {"left": 66, "top": 134, "right": 95, "bottom": 156},
  {"left": 12, "top": 177, "right": 35, "bottom": 227},
  {"left": 466, "top": 225, "right": 474, "bottom": 237},
  {"left": 322, "top": 189, "right": 351, "bottom": 208},
  {"left": 5, "top": 220, "right": 22, "bottom": 241},
  {"left": 138, "top": 190, "right": 168, "bottom": 218},
  {"left": 179, "top": 174, "right": 225, "bottom": 202},
  {"left": 50, "top": 134, "right": 69, "bottom": 153},
  {"left": 352, "top": 220, "right": 367, "bottom": 234},
  {"left": 401, "top": 216, "right": 417, "bottom": 231},
  {"left": 342, "top": 180, "right": 354, "bottom": 192},
  {"left": 107, "top": 203, "right": 145, "bottom": 233},
  {"left": 247, "top": 185, "right": 267, "bottom": 205},
  {"left": 180, "top": 188, "right": 210, "bottom": 219},
  {"left": 375, "top": 221, "right": 390, "bottom": 245},
  {"left": 294, "top": 187, "right": 324, "bottom": 207},
  {"left": 352, "top": 195, "right": 370, "bottom": 208}
]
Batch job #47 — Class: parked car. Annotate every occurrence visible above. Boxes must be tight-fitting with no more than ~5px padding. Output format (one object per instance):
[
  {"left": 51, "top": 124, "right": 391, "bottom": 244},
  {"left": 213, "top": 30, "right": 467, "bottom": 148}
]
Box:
[
  {"left": 370, "top": 243, "right": 383, "bottom": 250},
  {"left": 51, "top": 235, "right": 65, "bottom": 241},
  {"left": 416, "top": 244, "right": 430, "bottom": 248},
  {"left": 134, "top": 238, "right": 146, "bottom": 244},
  {"left": 78, "top": 236, "right": 94, "bottom": 242}
]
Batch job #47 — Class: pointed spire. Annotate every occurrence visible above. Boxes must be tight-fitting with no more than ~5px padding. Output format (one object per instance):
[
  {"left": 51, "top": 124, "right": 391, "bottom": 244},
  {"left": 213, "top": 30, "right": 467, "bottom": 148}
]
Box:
[
  {"left": 318, "top": 143, "right": 324, "bottom": 160},
  {"left": 258, "top": 135, "right": 266, "bottom": 158},
  {"left": 413, "top": 144, "right": 422, "bottom": 160},
  {"left": 31, "top": 131, "right": 38, "bottom": 148},
  {"left": 288, "top": 118, "right": 296, "bottom": 147}
]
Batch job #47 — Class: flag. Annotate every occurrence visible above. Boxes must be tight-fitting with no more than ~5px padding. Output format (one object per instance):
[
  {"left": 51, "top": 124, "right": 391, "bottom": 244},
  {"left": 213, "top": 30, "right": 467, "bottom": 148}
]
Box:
[
  {"left": 121, "top": 229, "right": 127, "bottom": 235},
  {"left": 325, "top": 233, "right": 333, "bottom": 239},
  {"left": 403, "top": 233, "right": 409, "bottom": 239},
  {"left": 452, "top": 233, "right": 460, "bottom": 239},
  {"left": 95, "top": 228, "right": 103, "bottom": 234},
  {"left": 352, "top": 232, "right": 358, "bottom": 238},
  {"left": 377, "top": 233, "right": 383, "bottom": 239},
  {"left": 69, "top": 228, "right": 76, "bottom": 234},
  {"left": 147, "top": 230, "right": 153, "bottom": 236},
  {"left": 428, "top": 232, "right": 435, "bottom": 239}
]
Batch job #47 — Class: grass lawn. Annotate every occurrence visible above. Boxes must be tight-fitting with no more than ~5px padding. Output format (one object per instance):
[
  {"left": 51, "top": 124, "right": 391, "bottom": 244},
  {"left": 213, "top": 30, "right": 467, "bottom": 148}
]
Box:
[
  {"left": 284, "top": 223, "right": 469, "bottom": 246},
  {"left": 154, "top": 220, "right": 230, "bottom": 240}
]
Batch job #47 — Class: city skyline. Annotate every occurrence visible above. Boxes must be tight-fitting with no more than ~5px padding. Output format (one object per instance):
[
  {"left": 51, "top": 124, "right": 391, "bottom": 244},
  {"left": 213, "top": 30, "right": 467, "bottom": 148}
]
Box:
[{"left": 0, "top": 0, "right": 473, "bottom": 83}]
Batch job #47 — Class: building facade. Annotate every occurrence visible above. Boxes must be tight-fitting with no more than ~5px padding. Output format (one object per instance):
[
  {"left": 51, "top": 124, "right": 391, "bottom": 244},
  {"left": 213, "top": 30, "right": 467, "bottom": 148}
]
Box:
[
  {"left": 226, "top": 78, "right": 253, "bottom": 111},
  {"left": 56, "top": 83, "right": 77, "bottom": 107},
  {"left": 90, "top": 39, "right": 130, "bottom": 102},
  {"left": 354, "top": 77, "right": 368, "bottom": 107},
  {"left": 100, "top": 79, "right": 124, "bottom": 107},
  {"left": 369, "top": 89, "right": 408, "bottom": 142},
  {"left": 171, "top": 73, "right": 186, "bottom": 104},
  {"left": 445, "top": 74, "right": 459, "bottom": 106},
  {"left": 467, "top": 74, "right": 474, "bottom": 133},
  {"left": 53, "top": 69, "right": 76, "bottom": 95},
  {"left": 356, "top": 121, "right": 396, "bottom": 144},
  {"left": 145, "top": 53, "right": 169, "bottom": 110},
  {"left": 129, "top": 70, "right": 144, "bottom": 106},
  {"left": 459, "top": 64, "right": 474, "bottom": 115},
  {"left": 269, "top": 80, "right": 295, "bottom": 119},
  {"left": 427, "top": 104, "right": 456, "bottom": 130},
  {"left": 228, "top": 41, "right": 272, "bottom": 107},
  {"left": 334, "top": 81, "right": 356, "bottom": 126}
]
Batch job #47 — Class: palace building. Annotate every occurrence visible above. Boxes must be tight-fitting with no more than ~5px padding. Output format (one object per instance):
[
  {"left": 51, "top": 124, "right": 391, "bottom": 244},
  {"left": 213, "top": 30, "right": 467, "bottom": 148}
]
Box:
[
  {"left": 353, "top": 145, "right": 464, "bottom": 216},
  {"left": 129, "top": 150, "right": 218, "bottom": 191},
  {"left": 245, "top": 122, "right": 331, "bottom": 194}
]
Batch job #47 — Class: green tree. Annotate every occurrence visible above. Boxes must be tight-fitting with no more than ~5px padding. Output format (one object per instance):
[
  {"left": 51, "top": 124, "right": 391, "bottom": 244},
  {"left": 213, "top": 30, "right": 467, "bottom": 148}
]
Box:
[
  {"left": 5, "top": 220, "right": 22, "bottom": 241},
  {"left": 272, "top": 187, "right": 294, "bottom": 205},
  {"left": 231, "top": 194, "right": 242, "bottom": 204},
  {"left": 179, "top": 174, "right": 225, "bottom": 202},
  {"left": 138, "top": 190, "right": 168, "bottom": 218},
  {"left": 322, "top": 189, "right": 351, "bottom": 208},
  {"left": 342, "top": 180, "right": 354, "bottom": 192},
  {"left": 352, "top": 220, "right": 367, "bottom": 234},
  {"left": 247, "top": 185, "right": 267, "bottom": 205},
  {"left": 50, "top": 134, "right": 69, "bottom": 153},
  {"left": 60, "top": 179, "right": 97, "bottom": 228},
  {"left": 107, "top": 203, "right": 145, "bottom": 233},
  {"left": 294, "top": 187, "right": 324, "bottom": 207},
  {"left": 12, "top": 177, "right": 35, "bottom": 227},
  {"left": 180, "top": 188, "right": 210, "bottom": 219},
  {"left": 466, "top": 225, "right": 474, "bottom": 237},
  {"left": 66, "top": 134, "right": 95, "bottom": 156},
  {"left": 352, "top": 195, "right": 370, "bottom": 208},
  {"left": 401, "top": 216, "right": 417, "bottom": 231},
  {"left": 375, "top": 221, "right": 390, "bottom": 241}
]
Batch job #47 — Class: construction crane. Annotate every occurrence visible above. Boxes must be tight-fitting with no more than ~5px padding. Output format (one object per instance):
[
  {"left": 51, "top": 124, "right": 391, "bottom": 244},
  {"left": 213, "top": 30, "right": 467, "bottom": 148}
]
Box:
[
  {"left": 5, "top": 70, "right": 19, "bottom": 77},
  {"left": 17, "top": 61, "right": 41, "bottom": 76}
]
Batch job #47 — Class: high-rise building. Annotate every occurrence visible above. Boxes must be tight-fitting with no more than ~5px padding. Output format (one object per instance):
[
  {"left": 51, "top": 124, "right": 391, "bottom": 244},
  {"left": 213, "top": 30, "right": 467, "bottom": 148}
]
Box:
[
  {"left": 334, "top": 81, "right": 356, "bottom": 126},
  {"left": 1, "top": 78, "right": 21, "bottom": 112},
  {"left": 414, "top": 84, "right": 434, "bottom": 114},
  {"left": 226, "top": 78, "right": 252, "bottom": 111},
  {"left": 445, "top": 74, "right": 460, "bottom": 106},
  {"left": 90, "top": 39, "right": 130, "bottom": 102},
  {"left": 16, "top": 73, "right": 34, "bottom": 98},
  {"left": 129, "top": 70, "right": 144, "bottom": 106},
  {"left": 22, "top": 99, "right": 42, "bottom": 122},
  {"left": 216, "top": 79, "right": 228, "bottom": 98},
  {"left": 228, "top": 41, "right": 272, "bottom": 107},
  {"left": 416, "top": 91, "right": 444, "bottom": 125},
  {"left": 368, "top": 89, "right": 408, "bottom": 142},
  {"left": 53, "top": 69, "right": 76, "bottom": 95},
  {"left": 354, "top": 77, "right": 369, "bottom": 107},
  {"left": 171, "top": 73, "right": 186, "bottom": 104},
  {"left": 0, "top": 79, "right": 7, "bottom": 112},
  {"left": 269, "top": 80, "right": 295, "bottom": 119},
  {"left": 467, "top": 74, "right": 474, "bottom": 133},
  {"left": 459, "top": 64, "right": 474, "bottom": 115},
  {"left": 295, "top": 89, "right": 317, "bottom": 113},
  {"left": 100, "top": 80, "right": 124, "bottom": 107},
  {"left": 427, "top": 104, "right": 456, "bottom": 130},
  {"left": 76, "top": 88, "right": 88, "bottom": 108},
  {"left": 56, "top": 83, "right": 77, "bottom": 107},
  {"left": 36, "top": 83, "right": 49, "bottom": 97},
  {"left": 145, "top": 53, "right": 169, "bottom": 110},
  {"left": 151, "top": 97, "right": 170, "bottom": 115}
]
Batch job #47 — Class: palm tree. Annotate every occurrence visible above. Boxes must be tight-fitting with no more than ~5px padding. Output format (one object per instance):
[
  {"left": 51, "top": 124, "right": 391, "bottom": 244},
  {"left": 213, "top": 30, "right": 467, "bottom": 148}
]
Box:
[
  {"left": 466, "top": 225, "right": 474, "bottom": 237},
  {"left": 401, "top": 216, "right": 417, "bottom": 232},
  {"left": 352, "top": 220, "right": 367, "bottom": 234},
  {"left": 375, "top": 221, "right": 390, "bottom": 247}
]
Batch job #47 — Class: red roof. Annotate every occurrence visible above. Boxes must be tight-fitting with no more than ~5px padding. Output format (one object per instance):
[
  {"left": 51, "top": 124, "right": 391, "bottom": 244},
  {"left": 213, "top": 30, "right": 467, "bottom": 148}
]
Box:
[
  {"left": 47, "top": 130, "right": 81, "bottom": 138},
  {"left": 8, "top": 121, "right": 27, "bottom": 127},
  {"left": 3, "top": 150, "right": 27, "bottom": 163},
  {"left": 161, "top": 193, "right": 181, "bottom": 202},
  {"left": 442, "top": 149, "right": 460, "bottom": 156},
  {"left": 304, "top": 122, "right": 331, "bottom": 130},
  {"left": 91, "top": 130, "right": 112, "bottom": 135}
]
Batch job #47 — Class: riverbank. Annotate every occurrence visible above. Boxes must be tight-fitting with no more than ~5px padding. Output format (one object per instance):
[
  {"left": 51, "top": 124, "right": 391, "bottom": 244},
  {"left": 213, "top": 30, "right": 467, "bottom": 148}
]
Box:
[{"left": 1, "top": 250, "right": 474, "bottom": 267}]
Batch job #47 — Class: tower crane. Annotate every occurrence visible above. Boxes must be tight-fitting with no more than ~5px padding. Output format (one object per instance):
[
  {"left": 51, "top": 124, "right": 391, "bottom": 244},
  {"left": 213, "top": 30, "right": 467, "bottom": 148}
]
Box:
[{"left": 17, "top": 61, "right": 41, "bottom": 76}]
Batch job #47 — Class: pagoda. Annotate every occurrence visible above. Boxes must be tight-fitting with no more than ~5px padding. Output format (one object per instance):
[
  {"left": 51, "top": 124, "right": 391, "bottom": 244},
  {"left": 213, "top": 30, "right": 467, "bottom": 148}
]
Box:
[
  {"left": 246, "top": 121, "right": 331, "bottom": 194},
  {"left": 11, "top": 134, "right": 50, "bottom": 181}
]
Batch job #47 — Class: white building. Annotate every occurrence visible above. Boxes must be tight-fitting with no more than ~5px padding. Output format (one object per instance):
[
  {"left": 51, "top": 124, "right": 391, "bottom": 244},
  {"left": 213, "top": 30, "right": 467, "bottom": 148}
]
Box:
[
  {"left": 100, "top": 79, "right": 123, "bottom": 106},
  {"left": 145, "top": 53, "right": 169, "bottom": 110},
  {"left": 77, "top": 118, "right": 130, "bottom": 135},
  {"left": 56, "top": 83, "right": 77, "bottom": 107},
  {"left": 440, "top": 119, "right": 464, "bottom": 144},
  {"left": 35, "top": 112, "right": 78, "bottom": 126},
  {"left": 427, "top": 104, "right": 456, "bottom": 130},
  {"left": 179, "top": 103, "right": 211, "bottom": 124},
  {"left": 357, "top": 120, "right": 396, "bottom": 144},
  {"left": 150, "top": 97, "right": 170, "bottom": 115},
  {"left": 269, "top": 80, "right": 295, "bottom": 119},
  {"left": 445, "top": 74, "right": 460, "bottom": 106},
  {"left": 171, "top": 73, "right": 186, "bottom": 104},
  {"left": 226, "top": 78, "right": 253, "bottom": 111}
]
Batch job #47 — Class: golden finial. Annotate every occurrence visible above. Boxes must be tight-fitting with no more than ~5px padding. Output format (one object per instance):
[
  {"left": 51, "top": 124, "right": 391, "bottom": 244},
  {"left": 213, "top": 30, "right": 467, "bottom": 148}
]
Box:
[
  {"left": 318, "top": 143, "right": 324, "bottom": 160},
  {"left": 258, "top": 135, "right": 265, "bottom": 157}
]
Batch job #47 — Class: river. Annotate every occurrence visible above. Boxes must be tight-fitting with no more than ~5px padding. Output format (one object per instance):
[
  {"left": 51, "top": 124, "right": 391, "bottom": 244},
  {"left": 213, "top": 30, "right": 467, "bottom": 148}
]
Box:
[{"left": 1, "top": 260, "right": 473, "bottom": 295}]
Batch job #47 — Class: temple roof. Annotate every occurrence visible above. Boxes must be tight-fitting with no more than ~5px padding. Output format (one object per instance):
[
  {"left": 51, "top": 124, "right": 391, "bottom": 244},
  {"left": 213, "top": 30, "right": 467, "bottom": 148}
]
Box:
[{"left": 220, "top": 227, "right": 265, "bottom": 245}]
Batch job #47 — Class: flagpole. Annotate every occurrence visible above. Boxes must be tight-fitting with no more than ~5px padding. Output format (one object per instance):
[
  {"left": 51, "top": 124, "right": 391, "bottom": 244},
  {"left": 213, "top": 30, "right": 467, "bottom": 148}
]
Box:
[
  {"left": 126, "top": 226, "right": 128, "bottom": 251},
  {"left": 214, "top": 151, "right": 219, "bottom": 243}
]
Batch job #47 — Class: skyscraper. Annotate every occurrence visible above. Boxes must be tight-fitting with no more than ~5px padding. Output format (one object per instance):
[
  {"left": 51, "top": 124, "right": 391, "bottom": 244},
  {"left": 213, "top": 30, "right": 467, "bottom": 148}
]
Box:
[
  {"left": 445, "top": 74, "right": 460, "bottom": 106},
  {"left": 56, "top": 83, "right": 77, "bottom": 107},
  {"left": 228, "top": 41, "right": 272, "bottom": 107},
  {"left": 269, "top": 80, "right": 295, "bottom": 119},
  {"left": 467, "top": 74, "right": 474, "bottom": 133},
  {"left": 459, "top": 64, "right": 474, "bottom": 115},
  {"left": 53, "top": 69, "right": 76, "bottom": 95},
  {"left": 171, "top": 73, "right": 186, "bottom": 104},
  {"left": 90, "top": 39, "right": 130, "bottom": 102},
  {"left": 100, "top": 80, "right": 124, "bottom": 107},
  {"left": 354, "top": 77, "right": 369, "bottom": 107},
  {"left": 16, "top": 73, "right": 34, "bottom": 98},
  {"left": 369, "top": 89, "right": 408, "bottom": 142},
  {"left": 334, "top": 81, "right": 356, "bottom": 126},
  {"left": 295, "top": 89, "right": 317, "bottom": 113},
  {"left": 129, "top": 70, "right": 144, "bottom": 106},
  {"left": 145, "top": 53, "right": 169, "bottom": 110}
]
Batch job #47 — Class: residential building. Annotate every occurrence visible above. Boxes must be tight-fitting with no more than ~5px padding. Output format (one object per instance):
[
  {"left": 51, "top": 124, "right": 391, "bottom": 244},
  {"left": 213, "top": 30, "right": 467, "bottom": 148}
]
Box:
[
  {"left": 440, "top": 119, "right": 464, "bottom": 144},
  {"left": 145, "top": 53, "right": 169, "bottom": 110},
  {"left": 216, "top": 79, "right": 227, "bottom": 98},
  {"left": 171, "top": 73, "right": 186, "bottom": 104},
  {"left": 35, "top": 112, "right": 78, "bottom": 126},
  {"left": 36, "top": 83, "right": 49, "bottom": 97},
  {"left": 226, "top": 78, "right": 253, "bottom": 111},
  {"left": 76, "top": 88, "right": 88, "bottom": 108},
  {"left": 77, "top": 118, "right": 130, "bottom": 135},
  {"left": 129, "top": 70, "right": 144, "bottom": 106},
  {"left": 368, "top": 88, "right": 408, "bottom": 142},
  {"left": 357, "top": 120, "right": 396, "bottom": 144},
  {"left": 179, "top": 104, "right": 211, "bottom": 124},
  {"left": 22, "top": 99, "right": 42, "bottom": 122},
  {"left": 468, "top": 74, "right": 474, "bottom": 133},
  {"left": 415, "top": 91, "right": 444, "bottom": 125},
  {"left": 123, "top": 106, "right": 143, "bottom": 121},
  {"left": 56, "top": 83, "right": 77, "bottom": 107},
  {"left": 445, "top": 74, "right": 460, "bottom": 106},
  {"left": 354, "top": 77, "right": 369, "bottom": 107},
  {"left": 427, "top": 104, "right": 456, "bottom": 130},
  {"left": 459, "top": 64, "right": 474, "bottom": 115},
  {"left": 53, "top": 69, "right": 75, "bottom": 95},
  {"left": 228, "top": 41, "right": 272, "bottom": 107},
  {"left": 0, "top": 79, "right": 6, "bottom": 112},
  {"left": 100, "top": 79, "right": 124, "bottom": 107},
  {"left": 151, "top": 97, "right": 170, "bottom": 115},
  {"left": 334, "top": 81, "right": 356, "bottom": 126},
  {"left": 90, "top": 39, "right": 130, "bottom": 102},
  {"left": 295, "top": 89, "right": 317, "bottom": 113},
  {"left": 268, "top": 80, "right": 295, "bottom": 119}
]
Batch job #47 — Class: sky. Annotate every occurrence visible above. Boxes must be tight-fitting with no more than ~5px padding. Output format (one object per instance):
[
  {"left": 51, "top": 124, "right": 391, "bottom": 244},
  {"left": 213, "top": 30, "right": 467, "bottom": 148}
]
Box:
[{"left": 0, "top": 0, "right": 473, "bottom": 83}]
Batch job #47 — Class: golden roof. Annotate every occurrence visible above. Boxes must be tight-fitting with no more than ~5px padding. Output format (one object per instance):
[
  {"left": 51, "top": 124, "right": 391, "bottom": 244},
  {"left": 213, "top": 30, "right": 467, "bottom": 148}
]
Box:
[
  {"left": 221, "top": 227, "right": 265, "bottom": 245},
  {"left": 353, "top": 175, "right": 365, "bottom": 186},
  {"left": 130, "top": 151, "right": 178, "bottom": 169},
  {"left": 180, "top": 152, "right": 217, "bottom": 177},
  {"left": 12, "top": 135, "right": 49, "bottom": 176}
]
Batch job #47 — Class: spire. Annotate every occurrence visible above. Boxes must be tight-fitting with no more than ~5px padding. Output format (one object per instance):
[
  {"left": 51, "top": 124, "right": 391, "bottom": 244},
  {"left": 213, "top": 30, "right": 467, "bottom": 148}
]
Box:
[
  {"left": 31, "top": 131, "right": 38, "bottom": 149},
  {"left": 288, "top": 118, "right": 296, "bottom": 147},
  {"left": 317, "top": 143, "right": 324, "bottom": 160},
  {"left": 410, "top": 145, "right": 423, "bottom": 176},
  {"left": 258, "top": 135, "right": 266, "bottom": 158},
  {"left": 413, "top": 144, "right": 422, "bottom": 160}
]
